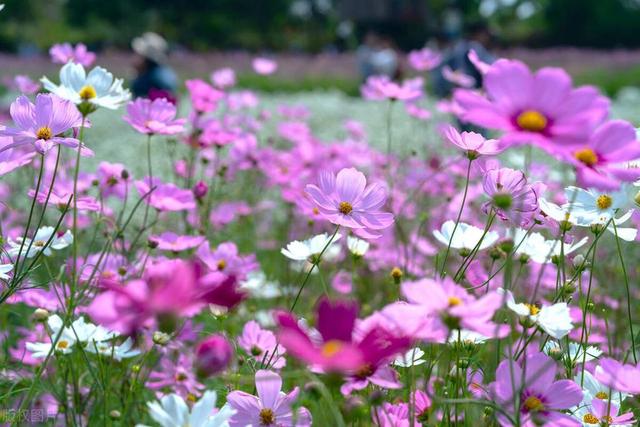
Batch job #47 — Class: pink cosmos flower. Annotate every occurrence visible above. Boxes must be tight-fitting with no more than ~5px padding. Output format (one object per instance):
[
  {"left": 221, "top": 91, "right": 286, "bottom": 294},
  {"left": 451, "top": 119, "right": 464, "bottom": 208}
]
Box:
[
  {"left": 123, "top": 97, "right": 186, "bottom": 135},
  {"left": 275, "top": 298, "right": 411, "bottom": 374},
  {"left": 210, "top": 67, "right": 236, "bottom": 89},
  {"left": 135, "top": 177, "right": 196, "bottom": 211},
  {"left": 305, "top": 167, "right": 394, "bottom": 236},
  {"left": 400, "top": 277, "right": 508, "bottom": 341},
  {"left": 148, "top": 232, "right": 205, "bottom": 252},
  {"left": 227, "top": 370, "right": 311, "bottom": 427},
  {"left": 97, "top": 161, "right": 130, "bottom": 199},
  {"left": 147, "top": 353, "right": 204, "bottom": 399},
  {"left": 490, "top": 352, "right": 583, "bottom": 427},
  {"left": 407, "top": 47, "right": 442, "bottom": 71},
  {"left": 238, "top": 320, "right": 286, "bottom": 369},
  {"left": 361, "top": 75, "right": 423, "bottom": 101},
  {"left": 0, "top": 141, "right": 35, "bottom": 176},
  {"left": 440, "top": 124, "right": 501, "bottom": 158},
  {"left": 453, "top": 59, "right": 610, "bottom": 152},
  {"left": 6, "top": 75, "right": 40, "bottom": 94},
  {"left": 196, "top": 241, "right": 257, "bottom": 280},
  {"left": 0, "top": 94, "right": 83, "bottom": 154},
  {"left": 483, "top": 167, "right": 538, "bottom": 226},
  {"left": 372, "top": 390, "right": 431, "bottom": 426},
  {"left": 405, "top": 103, "right": 432, "bottom": 121},
  {"left": 561, "top": 120, "right": 640, "bottom": 190},
  {"left": 468, "top": 49, "right": 491, "bottom": 75},
  {"left": 49, "top": 43, "right": 96, "bottom": 67},
  {"left": 28, "top": 188, "right": 99, "bottom": 212},
  {"left": 185, "top": 79, "right": 224, "bottom": 113},
  {"left": 442, "top": 66, "right": 476, "bottom": 88},
  {"left": 252, "top": 57, "right": 278, "bottom": 75},
  {"left": 594, "top": 358, "right": 640, "bottom": 394}
]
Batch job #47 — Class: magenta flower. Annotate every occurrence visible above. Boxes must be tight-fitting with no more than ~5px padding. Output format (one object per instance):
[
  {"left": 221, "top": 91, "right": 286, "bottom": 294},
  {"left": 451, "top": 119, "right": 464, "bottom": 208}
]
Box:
[
  {"left": 407, "top": 47, "right": 441, "bottom": 71},
  {"left": 305, "top": 167, "right": 394, "bottom": 236},
  {"left": 361, "top": 75, "right": 423, "bottom": 101},
  {"left": 490, "top": 352, "right": 583, "bottom": 426},
  {"left": 135, "top": 177, "right": 196, "bottom": 211},
  {"left": 483, "top": 167, "right": 538, "bottom": 226},
  {"left": 275, "top": 298, "right": 411, "bottom": 374},
  {"left": 49, "top": 43, "right": 96, "bottom": 67},
  {"left": 440, "top": 124, "right": 501, "bottom": 158},
  {"left": 238, "top": 320, "right": 286, "bottom": 368},
  {"left": 97, "top": 161, "right": 130, "bottom": 199},
  {"left": 185, "top": 79, "right": 224, "bottom": 113},
  {"left": 252, "top": 57, "right": 278, "bottom": 75},
  {"left": 594, "top": 358, "right": 640, "bottom": 394},
  {"left": 194, "top": 334, "right": 234, "bottom": 377},
  {"left": 226, "top": 370, "right": 311, "bottom": 427},
  {"left": 453, "top": 59, "right": 609, "bottom": 152},
  {"left": 123, "top": 97, "right": 186, "bottom": 135},
  {"left": 147, "top": 353, "right": 204, "bottom": 399},
  {"left": 401, "top": 277, "right": 508, "bottom": 341},
  {"left": 0, "top": 94, "right": 83, "bottom": 154},
  {"left": 196, "top": 241, "right": 257, "bottom": 280},
  {"left": 561, "top": 120, "right": 640, "bottom": 190},
  {"left": 148, "top": 231, "right": 205, "bottom": 252}
]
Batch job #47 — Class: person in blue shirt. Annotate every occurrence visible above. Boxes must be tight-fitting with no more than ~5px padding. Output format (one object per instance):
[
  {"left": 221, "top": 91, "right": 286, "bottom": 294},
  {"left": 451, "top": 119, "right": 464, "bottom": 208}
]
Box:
[{"left": 131, "top": 32, "right": 178, "bottom": 102}]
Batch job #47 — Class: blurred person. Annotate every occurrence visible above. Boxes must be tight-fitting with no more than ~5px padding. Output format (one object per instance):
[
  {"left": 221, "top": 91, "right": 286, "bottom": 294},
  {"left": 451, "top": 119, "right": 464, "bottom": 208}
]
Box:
[
  {"left": 432, "top": 21, "right": 495, "bottom": 98},
  {"left": 356, "top": 31, "right": 400, "bottom": 81},
  {"left": 130, "top": 32, "right": 178, "bottom": 102}
]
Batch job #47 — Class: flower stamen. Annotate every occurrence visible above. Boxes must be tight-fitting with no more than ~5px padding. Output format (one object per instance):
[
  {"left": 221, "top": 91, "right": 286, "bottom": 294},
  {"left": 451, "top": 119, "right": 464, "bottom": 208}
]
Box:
[
  {"left": 516, "top": 110, "right": 547, "bottom": 132},
  {"left": 338, "top": 201, "right": 353, "bottom": 215},
  {"left": 36, "top": 126, "right": 53, "bottom": 140}
]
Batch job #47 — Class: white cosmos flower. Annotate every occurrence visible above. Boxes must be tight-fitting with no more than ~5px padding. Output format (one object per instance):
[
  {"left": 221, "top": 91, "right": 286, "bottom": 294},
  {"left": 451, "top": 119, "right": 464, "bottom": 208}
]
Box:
[
  {"left": 447, "top": 329, "right": 489, "bottom": 345},
  {"left": 508, "top": 229, "right": 589, "bottom": 264},
  {"left": 7, "top": 226, "right": 73, "bottom": 258},
  {"left": 136, "top": 391, "right": 235, "bottom": 427},
  {"left": 500, "top": 289, "right": 573, "bottom": 339},
  {"left": 433, "top": 220, "right": 499, "bottom": 251},
  {"left": 574, "top": 370, "right": 629, "bottom": 407},
  {"left": 543, "top": 340, "right": 602, "bottom": 364},
  {"left": 240, "top": 271, "right": 281, "bottom": 299},
  {"left": 0, "top": 263, "right": 13, "bottom": 280},
  {"left": 393, "top": 347, "right": 426, "bottom": 367},
  {"left": 347, "top": 236, "right": 370, "bottom": 256},
  {"left": 281, "top": 233, "right": 342, "bottom": 261},
  {"left": 41, "top": 62, "right": 130, "bottom": 110},
  {"left": 86, "top": 337, "right": 141, "bottom": 361}
]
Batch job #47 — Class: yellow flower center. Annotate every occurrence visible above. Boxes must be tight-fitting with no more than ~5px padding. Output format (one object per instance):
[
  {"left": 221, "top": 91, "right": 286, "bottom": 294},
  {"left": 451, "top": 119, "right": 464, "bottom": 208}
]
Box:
[
  {"left": 57, "top": 340, "right": 69, "bottom": 350},
  {"left": 34, "top": 240, "right": 46, "bottom": 247},
  {"left": 595, "top": 391, "right": 608, "bottom": 399},
  {"left": 582, "top": 413, "right": 599, "bottom": 424},
  {"left": 186, "top": 393, "right": 197, "bottom": 403},
  {"left": 321, "top": 340, "right": 343, "bottom": 358},
  {"left": 36, "top": 126, "right": 53, "bottom": 140},
  {"left": 79, "top": 85, "right": 97, "bottom": 100},
  {"left": 525, "top": 303, "right": 540, "bottom": 316},
  {"left": 596, "top": 195, "right": 612, "bottom": 210},
  {"left": 338, "top": 201, "right": 353, "bottom": 215},
  {"left": 516, "top": 110, "right": 547, "bottom": 132},
  {"left": 523, "top": 396, "right": 544, "bottom": 412},
  {"left": 574, "top": 148, "right": 598, "bottom": 166},
  {"left": 448, "top": 296, "right": 462, "bottom": 306},
  {"left": 259, "top": 408, "right": 275, "bottom": 425},
  {"left": 217, "top": 259, "right": 226, "bottom": 270},
  {"left": 390, "top": 267, "right": 403, "bottom": 279},
  {"left": 601, "top": 415, "right": 613, "bottom": 424}
]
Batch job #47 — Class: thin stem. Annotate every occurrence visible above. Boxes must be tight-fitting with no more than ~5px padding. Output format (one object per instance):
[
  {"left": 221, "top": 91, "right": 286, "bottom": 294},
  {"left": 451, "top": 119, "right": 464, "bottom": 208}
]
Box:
[
  {"left": 613, "top": 221, "right": 637, "bottom": 363},
  {"left": 441, "top": 158, "right": 472, "bottom": 277}
]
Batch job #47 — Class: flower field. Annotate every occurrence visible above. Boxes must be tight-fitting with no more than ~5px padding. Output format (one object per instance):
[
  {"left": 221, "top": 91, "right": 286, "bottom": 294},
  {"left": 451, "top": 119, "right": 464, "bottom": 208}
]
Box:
[{"left": 2, "top": 44, "right": 640, "bottom": 427}]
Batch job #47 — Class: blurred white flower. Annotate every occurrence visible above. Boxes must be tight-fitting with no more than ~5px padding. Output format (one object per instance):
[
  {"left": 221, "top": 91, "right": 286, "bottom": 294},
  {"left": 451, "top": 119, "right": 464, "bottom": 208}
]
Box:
[
  {"left": 138, "top": 391, "right": 235, "bottom": 427},
  {"left": 501, "top": 289, "right": 573, "bottom": 339},
  {"left": 347, "top": 236, "right": 369, "bottom": 256},
  {"left": 393, "top": 347, "right": 426, "bottom": 367},
  {"left": 7, "top": 226, "right": 73, "bottom": 258},
  {"left": 433, "top": 220, "right": 499, "bottom": 251}
]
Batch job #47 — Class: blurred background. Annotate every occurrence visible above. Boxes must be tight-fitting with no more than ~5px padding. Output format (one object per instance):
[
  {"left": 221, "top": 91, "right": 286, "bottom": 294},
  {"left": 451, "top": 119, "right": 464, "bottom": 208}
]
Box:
[{"left": 2, "top": 0, "right": 640, "bottom": 96}]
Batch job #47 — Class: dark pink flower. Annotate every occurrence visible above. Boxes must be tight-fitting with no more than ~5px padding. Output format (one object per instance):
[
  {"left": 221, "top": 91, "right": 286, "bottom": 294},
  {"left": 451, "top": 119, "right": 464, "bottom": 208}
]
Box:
[
  {"left": 123, "top": 97, "right": 186, "bottom": 135},
  {"left": 194, "top": 334, "right": 234, "bottom": 377},
  {"left": 185, "top": 79, "right": 224, "bottom": 113},
  {"left": 453, "top": 59, "right": 609, "bottom": 152}
]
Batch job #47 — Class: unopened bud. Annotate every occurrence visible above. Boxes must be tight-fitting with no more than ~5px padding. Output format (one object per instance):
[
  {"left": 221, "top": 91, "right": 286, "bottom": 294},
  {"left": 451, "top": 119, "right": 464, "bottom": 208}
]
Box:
[
  {"left": 193, "top": 180, "right": 208, "bottom": 199},
  {"left": 109, "top": 410, "right": 121, "bottom": 420},
  {"left": 152, "top": 331, "right": 171, "bottom": 346},
  {"left": 572, "top": 254, "right": 586, "bottom": 269},
  {"left": 33, "top": 308, "right": 50, "bottom": 321},
  {"left": 121, "top": 169, "right": 130, "bottom": 180},
  {"left": 390, "top": 267, "right": 403, "bottom": 284}
]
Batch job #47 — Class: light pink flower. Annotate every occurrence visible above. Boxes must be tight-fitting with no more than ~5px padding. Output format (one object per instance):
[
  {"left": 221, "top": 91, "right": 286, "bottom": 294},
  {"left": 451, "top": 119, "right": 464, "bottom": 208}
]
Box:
[
  {"left": 407, "top": 47, "right": 442, "bottom": 71},
  {"left": 123, "top": 97, "right": 186, "bottom": 135},
  {"left": 135, "top": 177, "right": 196, "bottom": 211},
  {"left": 49, "top": 43, "right": 96, "bottom": 67},
  {"left": 442, "top": 66, "right": 476, "bottom": 88},
  {"left": 185, "top": 79, "right": 224, "bottom": 113},
  {"left": 440, "top": 124, "right": 501, "bottom": 158},
  {"left": 238, "top": 320, "right": 286, "bottom": 369},
  {"left": 252, "top": 58, "right": 278, "bottom": 75},
  {"left": 361, "top": 75, "right": 423, "bottom": 101},
  {"left": 594, "top": 358, "right": 640, "bottom": 394},
  {"left": 210, "top": 67, "right": 236, "bottom": 89},
  {"left": 148, "top": 232, "right": 205, "bottom": 252},
  {"left": 227, "top": 370, "right": 311, "bottom": 427},
  {"left": 305, "top": 167, "right": 394, "bottom": 235},
  {"left": 483, "top": 167, "right": 538, "bottom": 226}
]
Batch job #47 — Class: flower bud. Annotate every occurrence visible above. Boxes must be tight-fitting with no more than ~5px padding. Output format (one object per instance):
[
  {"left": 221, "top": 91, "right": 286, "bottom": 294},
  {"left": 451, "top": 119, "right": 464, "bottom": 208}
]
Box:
[
  {"left": 572, "top": 254, "right": 585, "bottom": 269},
  {"left": 152, "top": 331, "right": 171, "bottom": 346},
  {"left": 33, "top": 308, "right": 50, "bottom": 322},
  {"left": 193, "top": 180, "right": 208, "bottom": 199},
  {"left": 195, "top": 334, "right": 233, "bottom": 377},
  {"left": 390, "top": 267, "right": 403, "bottom": 284},
  {"left": 109, "top": 410, "right": 121, "bottom": 420}
]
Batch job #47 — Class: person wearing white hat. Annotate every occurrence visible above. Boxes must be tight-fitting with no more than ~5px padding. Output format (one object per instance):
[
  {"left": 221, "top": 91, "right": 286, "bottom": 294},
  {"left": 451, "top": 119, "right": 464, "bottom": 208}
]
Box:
[{"left": 131, "top": 32, "right": 178, "bottom": 101}]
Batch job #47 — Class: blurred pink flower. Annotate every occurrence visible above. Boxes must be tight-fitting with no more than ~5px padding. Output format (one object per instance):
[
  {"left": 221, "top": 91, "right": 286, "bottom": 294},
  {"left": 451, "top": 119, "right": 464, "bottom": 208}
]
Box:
[
  {"left": 185, "top": 79, "right": 224, "bottom": 113},
  {"left": 210, "top": 67, "right": 236, "bottom": 89},
  {"left": 407, "top": 47, "right": 442, "bottom": 71},
  {"left": 238, "top": 320, "right": 286, "bottom": 368},
  {"left": 148, "top": 231, "right": 205, "bottom": 252},
  {"left": 252, "top": 57, "right": 278, "bottom": 75},
  {"left": 361, "top": 75, "right": 423, "bottom": 101},
  {"left": 135, "top": 177, "right": 196, "bottom": 211},
  {"left": 483, "top": 167, "right": 538, "bottom": 226},
  {"left": 123, "top": 97, "right": 186, "bottom": 135},
  {"left": 49, "top": 43, "right": 96, "bottom": 67},
  {"left": 594, "top": 358, "right": 640, "bottom": 394}
]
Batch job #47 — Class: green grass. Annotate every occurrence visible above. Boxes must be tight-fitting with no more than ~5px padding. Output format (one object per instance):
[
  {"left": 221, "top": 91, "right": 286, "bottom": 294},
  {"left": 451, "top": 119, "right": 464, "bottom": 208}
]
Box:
[
  {"left": 563, "top": 65, "right": 640, "bottom": 97},
  {"left": 236, "top": 73, "right": 360, "bottom": 96}
]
